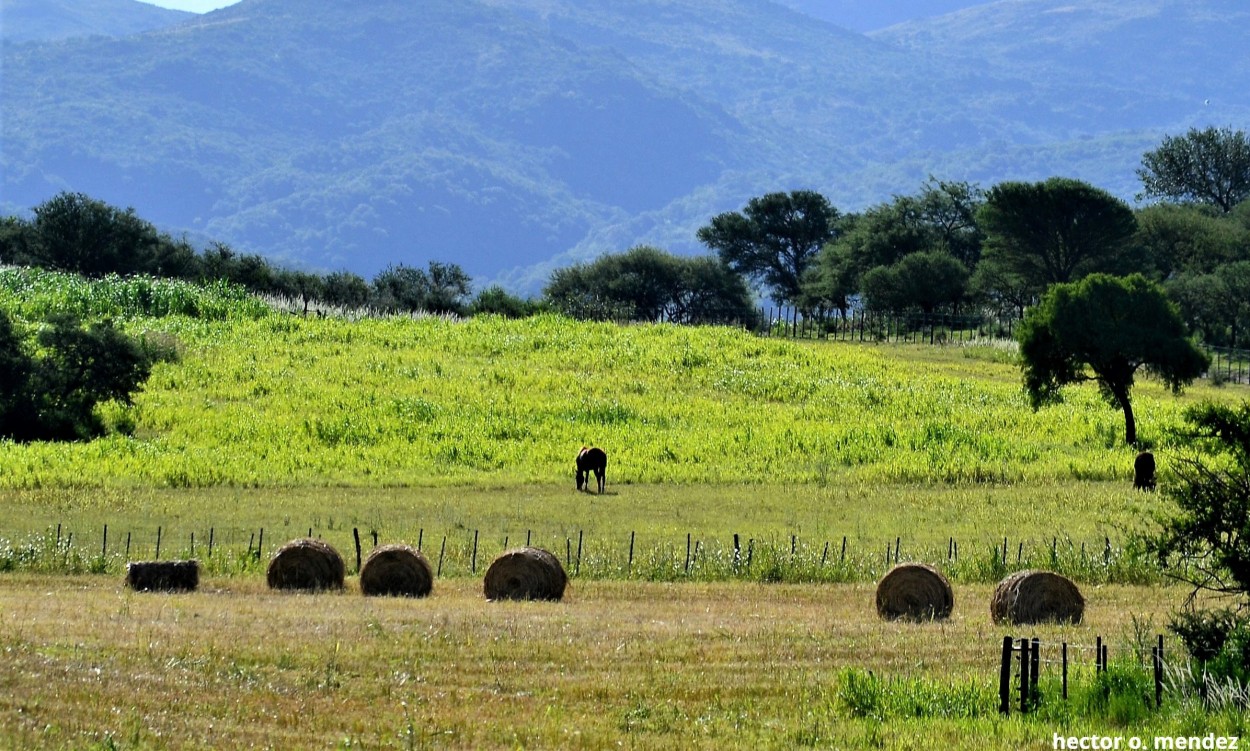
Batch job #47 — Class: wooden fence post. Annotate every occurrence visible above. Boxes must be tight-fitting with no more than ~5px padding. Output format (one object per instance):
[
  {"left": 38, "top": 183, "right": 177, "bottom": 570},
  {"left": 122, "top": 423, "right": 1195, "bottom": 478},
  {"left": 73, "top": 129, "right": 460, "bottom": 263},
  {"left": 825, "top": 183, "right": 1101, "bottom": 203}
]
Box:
[
  {"left": 1153, "top": 635, "right": 1164, "bottom": 709},
  {"left": 999, "top": 636, "right": 1014, "bottom": 715},
  {"left": 1030, "top": 638, "right": 1041, "bottom": 710},
  {"left": 353, "top": 528, "right": 362, "bottom": 573},
  {"left": 1062, "top": 642, "right": 1069, "bottom": 700},
  {"left": 1019, "top": 637, "right": 1030, "bottom": 714},
  {"left": 472, "top": 529, "right": 479, "bottom": 574}
]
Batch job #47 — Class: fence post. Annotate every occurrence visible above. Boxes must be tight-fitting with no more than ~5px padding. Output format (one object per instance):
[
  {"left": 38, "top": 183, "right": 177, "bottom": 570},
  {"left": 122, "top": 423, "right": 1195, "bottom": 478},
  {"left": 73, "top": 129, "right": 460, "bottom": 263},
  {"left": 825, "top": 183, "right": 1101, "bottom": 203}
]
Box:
[
  {"left": 575, "top": 530, "right": 582, "bottom": 576},
  {"left": 1154, "top": 634, "right": 1164, "bottom": 709},
  {"left": 472, "top": 529, "right": 479, "bottom": 574},
  {"left": 999, "top": 636, "right": 1014, "bottom": 715},
  {"left": 629, "top": 531, "right": 635, "bottom": 572},
  {"left": 102, "top": 525, "right": 108, "bottom": 558},
  {"left": 1030, "top": 638, "right": 1041, "bottom": 710},
  {"left": 155, "top": 526, "right": 162, "bottom": 560},
  {"left": 1019, "top": 637, "right": 1030, "bottom": 714},
  {"left": 353, "top": 528, "right": 362, "bottom": 573},
  {"left": 1062, "top": 642, "right": 1069, "bottom": 700}
]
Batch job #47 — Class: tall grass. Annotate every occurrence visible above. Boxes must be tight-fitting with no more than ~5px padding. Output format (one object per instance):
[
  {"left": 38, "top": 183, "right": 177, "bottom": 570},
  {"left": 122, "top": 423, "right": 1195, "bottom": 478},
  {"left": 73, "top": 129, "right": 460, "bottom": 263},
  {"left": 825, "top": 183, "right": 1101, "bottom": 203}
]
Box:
[
  {"left": 0, "top": 304, "right": 1238, "bottom": 489},
  {"left": 0, "top": 266, "right": 270, "bottom": 321}
]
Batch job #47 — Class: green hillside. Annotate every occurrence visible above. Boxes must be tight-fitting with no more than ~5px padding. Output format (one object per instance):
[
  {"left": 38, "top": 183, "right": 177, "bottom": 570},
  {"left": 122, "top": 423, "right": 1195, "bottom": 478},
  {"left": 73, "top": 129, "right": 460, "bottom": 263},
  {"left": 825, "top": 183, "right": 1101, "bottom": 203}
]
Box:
[
  {"left": 0, "top": 268, "right": 1230, "bottom": 491},
  {"left": 0, "top": 0, "right": 192, "bottom": 43}
]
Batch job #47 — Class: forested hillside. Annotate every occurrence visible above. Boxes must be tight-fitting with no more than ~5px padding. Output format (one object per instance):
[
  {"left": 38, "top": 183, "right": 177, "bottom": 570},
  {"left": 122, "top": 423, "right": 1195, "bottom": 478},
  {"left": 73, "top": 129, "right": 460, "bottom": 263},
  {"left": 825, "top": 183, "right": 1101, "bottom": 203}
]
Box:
[
  {"left": 0, "top": 0, "right": 191, "bottom": 42},
  {"left": 2, "top": 0, "right": 1246, "bottom": 290}
]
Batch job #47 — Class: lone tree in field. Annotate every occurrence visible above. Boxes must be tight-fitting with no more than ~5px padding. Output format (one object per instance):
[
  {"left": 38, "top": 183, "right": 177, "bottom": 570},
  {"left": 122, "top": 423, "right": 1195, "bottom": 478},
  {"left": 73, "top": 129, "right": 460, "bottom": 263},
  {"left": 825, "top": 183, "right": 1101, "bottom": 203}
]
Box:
[
  {"left": 697, "top": 190, "right": 839, "bottom": 306},
  {"left": 1017, "top": 273, "right": 1209, "bottom": 447},
  {"left": 1138, "top": 126, "right": 1250, "bottom": 214}
]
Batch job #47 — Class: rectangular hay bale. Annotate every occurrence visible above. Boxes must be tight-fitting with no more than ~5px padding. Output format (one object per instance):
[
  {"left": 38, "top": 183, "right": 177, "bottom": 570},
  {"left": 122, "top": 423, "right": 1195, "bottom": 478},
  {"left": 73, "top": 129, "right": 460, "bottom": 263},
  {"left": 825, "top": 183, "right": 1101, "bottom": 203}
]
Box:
[{"left": 125, "top": 560, "right": 200, "bottom": 592}]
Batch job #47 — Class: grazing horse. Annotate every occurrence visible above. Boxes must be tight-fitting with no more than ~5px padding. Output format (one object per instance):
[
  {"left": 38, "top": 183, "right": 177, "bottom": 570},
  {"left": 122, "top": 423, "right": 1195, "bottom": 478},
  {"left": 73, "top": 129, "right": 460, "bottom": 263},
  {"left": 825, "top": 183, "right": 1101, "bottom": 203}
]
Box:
[
  {"left": 1133, "top": 450, "right": 1156, "bottom": 491},
  {"left": 576, "top": 446, "right": 607, "bottom": 493}
]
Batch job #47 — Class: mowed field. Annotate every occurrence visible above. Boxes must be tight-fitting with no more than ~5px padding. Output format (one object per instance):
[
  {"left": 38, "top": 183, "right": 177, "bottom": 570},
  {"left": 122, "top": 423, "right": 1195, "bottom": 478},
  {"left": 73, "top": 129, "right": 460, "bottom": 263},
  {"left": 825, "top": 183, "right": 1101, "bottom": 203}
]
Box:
[{"left": 1, "top": 270, "right": 1249, "bottom": 749}]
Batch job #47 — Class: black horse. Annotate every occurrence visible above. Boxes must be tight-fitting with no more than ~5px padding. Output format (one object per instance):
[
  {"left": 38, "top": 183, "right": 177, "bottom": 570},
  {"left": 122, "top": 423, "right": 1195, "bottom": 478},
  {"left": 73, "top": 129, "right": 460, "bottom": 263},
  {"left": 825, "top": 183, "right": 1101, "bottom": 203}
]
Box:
[{"left": 576, "top": 446, "right": 607, "bottom": 493}]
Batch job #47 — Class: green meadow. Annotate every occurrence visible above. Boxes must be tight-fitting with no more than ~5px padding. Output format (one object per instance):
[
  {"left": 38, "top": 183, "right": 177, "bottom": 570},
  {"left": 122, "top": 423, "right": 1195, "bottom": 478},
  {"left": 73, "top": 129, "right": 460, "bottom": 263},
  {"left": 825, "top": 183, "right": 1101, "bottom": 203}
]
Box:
[{"left": 2, "top": 269, "right": 1249, "bottom": 749}]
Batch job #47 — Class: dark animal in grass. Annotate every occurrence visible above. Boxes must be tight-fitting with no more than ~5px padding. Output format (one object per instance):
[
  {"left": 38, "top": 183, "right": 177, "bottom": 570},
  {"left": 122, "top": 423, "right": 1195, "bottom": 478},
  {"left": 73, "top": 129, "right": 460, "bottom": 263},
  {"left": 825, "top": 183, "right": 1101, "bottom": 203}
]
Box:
[
  {"left": 1134, "top": 450, "right": 1156, "bottom": 491},
  {"left": 576, "top": 446, "right": 607, "bottom": 493}
]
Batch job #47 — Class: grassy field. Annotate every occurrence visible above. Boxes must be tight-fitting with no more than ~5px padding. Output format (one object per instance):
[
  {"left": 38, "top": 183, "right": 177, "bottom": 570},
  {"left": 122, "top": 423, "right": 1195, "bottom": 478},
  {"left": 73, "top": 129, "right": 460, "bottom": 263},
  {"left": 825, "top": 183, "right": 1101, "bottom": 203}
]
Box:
[
  {"left": 1, "top": 270, "right": 1249, "bottom": 749},
  {"left": 1, "top": 575, "right": 1246, "bottom": 750}
]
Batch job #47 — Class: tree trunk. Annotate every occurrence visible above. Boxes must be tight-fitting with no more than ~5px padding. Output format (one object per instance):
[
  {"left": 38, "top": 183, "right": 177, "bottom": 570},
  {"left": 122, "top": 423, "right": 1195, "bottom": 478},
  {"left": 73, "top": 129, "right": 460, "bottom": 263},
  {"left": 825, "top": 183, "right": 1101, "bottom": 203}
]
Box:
[{"left": 1112, "top": 384, "right": 1137, "bottom": 446}]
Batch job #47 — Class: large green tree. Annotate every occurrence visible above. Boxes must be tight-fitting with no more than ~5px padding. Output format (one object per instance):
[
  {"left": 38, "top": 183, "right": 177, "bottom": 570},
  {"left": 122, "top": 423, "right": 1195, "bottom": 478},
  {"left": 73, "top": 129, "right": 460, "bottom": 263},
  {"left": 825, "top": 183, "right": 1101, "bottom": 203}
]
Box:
[
  {"left": 1018, "top": 273, "right": 1209, "bottom": 446},
  {"left": 1167, "top": 262, "right": 1250, "bottom": 348},
  {"left": 1138, "top": 126, "right": 1250, "bottom": 213},
  {"left": 860, "top": 251, "right": 969, "bottom": 316},
  {"left": 697, "top": 190, "right": 839, "bottom": 306},
  {"left": 0, "top": 312, "right": 158, "bottom": 441},
  {"left": 544, "top": 246, "right": 756, "bottom": 325},
  {"left": 371, "top": 261, "right": 472, "bottom": 316},
  {"left": 1134, "top": 202, "right": 1248, "bottom": 278},
  {"left": 978, "top": 178, "right": 1140, "bottom": 296},
  {"left": 26, "top": 192, "right": 167, "bottom": 277},
  {"left": 803, "top": 178, "right": 982, "bottom": 313}
]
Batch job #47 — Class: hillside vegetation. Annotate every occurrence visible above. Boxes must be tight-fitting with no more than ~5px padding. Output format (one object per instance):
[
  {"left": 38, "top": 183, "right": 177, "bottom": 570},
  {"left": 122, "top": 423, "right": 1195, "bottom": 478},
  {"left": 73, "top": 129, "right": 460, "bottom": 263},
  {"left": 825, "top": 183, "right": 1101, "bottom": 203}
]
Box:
[
  {"left": 5, "top": 0, "right": 1247, "bottom": 287},
  {"left": 0, "top": 268, "right": 1228, "bottom": 491}
]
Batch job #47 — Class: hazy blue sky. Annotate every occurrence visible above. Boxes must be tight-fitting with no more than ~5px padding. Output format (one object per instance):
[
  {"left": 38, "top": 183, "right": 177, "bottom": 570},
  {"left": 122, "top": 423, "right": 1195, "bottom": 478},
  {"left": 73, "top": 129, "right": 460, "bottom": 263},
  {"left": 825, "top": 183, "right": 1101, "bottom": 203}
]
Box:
[{"left": 142, "top": 0, "right": 241, "bottom": 12}]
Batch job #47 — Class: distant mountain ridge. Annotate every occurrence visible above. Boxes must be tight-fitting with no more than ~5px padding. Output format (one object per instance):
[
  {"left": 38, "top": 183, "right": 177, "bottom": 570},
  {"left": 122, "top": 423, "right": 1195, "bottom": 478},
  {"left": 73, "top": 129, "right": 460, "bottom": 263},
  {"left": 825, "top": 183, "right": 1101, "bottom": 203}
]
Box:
[
  {"left": 1, "top": 0, "right": 192, "bottom": 43},
  {"left": 2, "top": 0, "right": 1247, "bottom": 291}
]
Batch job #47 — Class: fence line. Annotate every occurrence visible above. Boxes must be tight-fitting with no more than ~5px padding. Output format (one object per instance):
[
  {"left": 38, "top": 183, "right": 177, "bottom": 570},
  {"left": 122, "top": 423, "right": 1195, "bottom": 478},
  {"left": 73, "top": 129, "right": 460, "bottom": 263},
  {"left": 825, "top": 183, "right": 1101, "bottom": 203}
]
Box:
[
  {"left": 999, "top": 633, "right": 1169, "bottom": 715},
  {"left": 758, "top": 306, "right": 1250, "bottom": 385},
  {"left": 6, "top": 523, "right": 1159, "bottom": 586}
]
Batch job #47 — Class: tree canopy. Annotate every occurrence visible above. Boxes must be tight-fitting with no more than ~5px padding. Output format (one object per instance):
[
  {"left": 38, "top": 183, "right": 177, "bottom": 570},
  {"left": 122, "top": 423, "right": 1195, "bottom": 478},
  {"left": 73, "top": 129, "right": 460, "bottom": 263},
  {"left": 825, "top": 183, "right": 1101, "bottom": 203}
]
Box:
[
  {"left": 0, "top": 311, "right": 162, "bottom": 441},
  {"left": 544, "top": 246, "right": 757, "bottom": 325},
  {"left": 1138, "top": 126, "right": 1250, "bottom": 213},
  {"left": 1017, "top": 273, "right": 1208, "bottom": 446},
  {"left": 978, "top": 177, "right": 1140, "bottom": 296},
  {"left": 697, "top": 190, "right": 839, "bottom": 306}
]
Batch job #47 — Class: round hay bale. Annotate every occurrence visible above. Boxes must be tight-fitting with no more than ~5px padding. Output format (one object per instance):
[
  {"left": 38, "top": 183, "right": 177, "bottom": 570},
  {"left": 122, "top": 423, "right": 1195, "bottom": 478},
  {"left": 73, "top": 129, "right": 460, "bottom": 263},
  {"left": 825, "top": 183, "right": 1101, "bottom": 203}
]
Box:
[
  {"left": 125, "top": 560, "right": 199, "bottom": 592},
  {"left": 267, "top": 538, "right": 345, "bottom": 591},
  {"left": 483, "top": 547, "right": 567, "bottom": 602},
  {"left": 359, "top": 544, "right": 433, "bottom": 598},
  {"left": 875, "top": 563, "right": 954, "bottom": 621},
  {"left": 991, "top": 570, "right": 1085, "bottom": 625}
]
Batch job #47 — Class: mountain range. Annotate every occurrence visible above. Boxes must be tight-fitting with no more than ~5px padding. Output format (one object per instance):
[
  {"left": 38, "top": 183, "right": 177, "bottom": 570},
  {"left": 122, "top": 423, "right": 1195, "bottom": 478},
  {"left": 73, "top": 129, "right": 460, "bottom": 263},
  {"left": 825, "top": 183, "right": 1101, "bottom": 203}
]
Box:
[
  {"left": 2, "top": 0, "right": 1247, "bottom": 291},
  {"left": 0, "top": 0, "right": 191, "bottom": 42}
]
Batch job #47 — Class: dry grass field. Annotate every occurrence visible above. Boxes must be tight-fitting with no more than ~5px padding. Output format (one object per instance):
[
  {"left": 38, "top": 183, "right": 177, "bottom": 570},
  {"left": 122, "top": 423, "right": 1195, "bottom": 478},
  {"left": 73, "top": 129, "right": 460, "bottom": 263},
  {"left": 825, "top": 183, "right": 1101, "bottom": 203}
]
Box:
[{"left": 0, "top": 574, "right": 1235, "bottom": 750}]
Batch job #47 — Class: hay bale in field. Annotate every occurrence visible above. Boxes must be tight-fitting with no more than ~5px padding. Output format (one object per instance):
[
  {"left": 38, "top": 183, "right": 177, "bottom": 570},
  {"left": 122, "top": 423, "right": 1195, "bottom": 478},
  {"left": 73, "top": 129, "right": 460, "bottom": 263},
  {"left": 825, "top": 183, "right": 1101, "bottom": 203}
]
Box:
[
  {"left": 1134, "top": 450, "right": 1156, "bottom": 490},
  {"left": 483, "top": 547, "right": 567, "bottom": 602},
  {"left": 991, "top": 570, "right": 1084, "bottom": 625},
  {"left": 359, "top": 544, "right": 433, "bottom": 598},
  {"left": 266, "top": 538, "right": 345, "bottom": 591},
  {"left": 125, "top": 560, "right": 200, "bottom": 592},
  {"left": 875, "top": 562, "right": 954, "bottom": 621}
]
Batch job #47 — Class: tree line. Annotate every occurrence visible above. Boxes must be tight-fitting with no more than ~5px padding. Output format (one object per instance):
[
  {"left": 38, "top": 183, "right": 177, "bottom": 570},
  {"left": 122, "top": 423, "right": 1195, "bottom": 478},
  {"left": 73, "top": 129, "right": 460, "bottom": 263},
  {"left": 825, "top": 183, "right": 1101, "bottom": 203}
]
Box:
[
  {"left": 702, "top": 126, "right": 1250, "bottom": 349},
  {"left": 3, "top": 126, "right": 1248, "bottom": 340}
]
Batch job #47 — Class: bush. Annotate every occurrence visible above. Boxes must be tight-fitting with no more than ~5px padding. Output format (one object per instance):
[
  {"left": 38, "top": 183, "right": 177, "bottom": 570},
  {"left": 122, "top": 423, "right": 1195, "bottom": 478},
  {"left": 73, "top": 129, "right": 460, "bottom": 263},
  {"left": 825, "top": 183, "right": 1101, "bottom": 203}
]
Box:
[{"left": 0, "top": 310, "right": 157, "bottom": 441}]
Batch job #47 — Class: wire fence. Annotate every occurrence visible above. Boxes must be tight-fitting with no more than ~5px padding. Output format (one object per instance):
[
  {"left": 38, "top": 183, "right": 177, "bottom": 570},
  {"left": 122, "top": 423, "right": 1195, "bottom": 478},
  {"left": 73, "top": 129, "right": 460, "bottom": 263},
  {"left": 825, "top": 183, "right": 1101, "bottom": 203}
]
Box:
[{"left": 758, "top": 306, "right": 1250, "bottom": 385}]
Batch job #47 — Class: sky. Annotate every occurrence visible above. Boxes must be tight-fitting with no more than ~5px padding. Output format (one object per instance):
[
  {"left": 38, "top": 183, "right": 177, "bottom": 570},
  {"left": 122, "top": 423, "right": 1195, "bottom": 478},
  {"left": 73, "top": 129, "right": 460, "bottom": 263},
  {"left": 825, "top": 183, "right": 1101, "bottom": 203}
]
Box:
[{"left": 141, "top": 0, "right": 242, "bottom": 12}]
